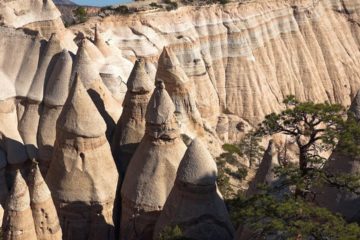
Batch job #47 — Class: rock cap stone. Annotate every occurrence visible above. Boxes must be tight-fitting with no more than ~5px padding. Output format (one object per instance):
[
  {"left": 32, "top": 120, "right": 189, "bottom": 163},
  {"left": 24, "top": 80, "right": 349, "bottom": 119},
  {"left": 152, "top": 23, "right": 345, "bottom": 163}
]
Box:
[
  {"left": 7, "top": 170, "right": 30, "bottom": 211},
  {"left": 127, "top": 58, "right": 153, "bottom": 94},
  {"left": 177, "top": 138, "right": 218, "bottom": 185},
  {"left": 57, "top": 74, "right": 106, "bottom": 137},
  {"left": 145, "top": 81, "right": 175, "bottom": 125}
]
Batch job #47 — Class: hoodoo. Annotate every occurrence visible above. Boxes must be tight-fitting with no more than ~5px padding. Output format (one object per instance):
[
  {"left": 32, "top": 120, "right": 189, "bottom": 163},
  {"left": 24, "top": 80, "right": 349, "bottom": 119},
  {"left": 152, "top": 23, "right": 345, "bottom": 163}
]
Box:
[
  {"left": 2, "top": 170, "right": 37, "bottom": 240},
  {"left": 72, "top": 39, "right": 101, "bottom": 89},
  {"left": 156, "top": 47, "right": 203, "bottom": 136},
  {"left": 46, "top": 75, "right": 118, "bottom": 240},
  {"left": 315, "top": 90, "right": 360, "bottom": 221},
  {"left": 112, "top": 58, "right": 153, "bottom": 175},
  {"left": 28, "top": 163, "right": 62, "bottom": 240},
  {"left": 38, "top": 49, "right": 72, "bottom": 174},
  {"left": 94, "top": 24, "right": 112, "bottom": 58},
  {"left": 18, "top": 33, "right": 62, "bottom": 160},
  {"left": 153, "top": 139, "right": 234, "bottom": 240},
  {"left": 120, "top": 80, "right": 187, "bottom": 240},
  {"left": 246, "top": 140, "right": 279, "bottom": 197}
]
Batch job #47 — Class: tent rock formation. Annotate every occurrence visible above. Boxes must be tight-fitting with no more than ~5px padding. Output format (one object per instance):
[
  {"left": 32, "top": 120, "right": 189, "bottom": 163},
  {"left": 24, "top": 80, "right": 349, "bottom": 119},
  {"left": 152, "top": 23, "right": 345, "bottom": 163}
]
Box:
[
  {"left": 120, "top": 81, "right": 187, "bottom": 240},
  {"left": 153, "top": 139, "right": 235, "bottom": 240}
]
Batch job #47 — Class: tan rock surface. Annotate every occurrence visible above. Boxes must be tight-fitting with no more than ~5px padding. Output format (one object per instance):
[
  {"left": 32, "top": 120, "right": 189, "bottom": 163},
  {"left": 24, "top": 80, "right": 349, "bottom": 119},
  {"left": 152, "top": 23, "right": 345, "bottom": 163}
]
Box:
[
  {"left": 120, "top": 81, "right": 187, "bottom": 240},
  {"left": 46, "top": 76, "right": 118, "bottom": 240},
  {"left": 156, "top": 47, "right": 203, "bottom": 138},
  {"left": 28, "top": 164, "right": 62, "bottom": 240},
  {"left": 112, "top": 58, "right": 153, "bottom": 175},
  {"left": 153, "top": 139, "right": 234, "bottom": 240},
  {"left": 38, "top": 49, "right": 73, "bottom": 173},
  {"left": 2, "top": 170, "right": 37, "bottom": 240},
  {"left": 71, "top": 0, "right": 360, "bottom": 126}
]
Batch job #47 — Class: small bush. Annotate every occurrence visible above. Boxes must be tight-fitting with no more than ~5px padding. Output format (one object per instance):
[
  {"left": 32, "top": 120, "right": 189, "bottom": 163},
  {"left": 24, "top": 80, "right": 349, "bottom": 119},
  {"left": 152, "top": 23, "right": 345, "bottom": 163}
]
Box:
[
  {"left": 150, "top": 2, "right": 162, "bottom": 8},
  {"left": 165, "top": 1, "right": 178, "bottom": 10},
  {"left": 219, "top": 0, "right": 229, "bottom": 4},
  {"left": 73, "top": 7, "right": 88, "bottom": 23},
  {"left": 115, "top": 5, "right": 130, "bottom": 14}
]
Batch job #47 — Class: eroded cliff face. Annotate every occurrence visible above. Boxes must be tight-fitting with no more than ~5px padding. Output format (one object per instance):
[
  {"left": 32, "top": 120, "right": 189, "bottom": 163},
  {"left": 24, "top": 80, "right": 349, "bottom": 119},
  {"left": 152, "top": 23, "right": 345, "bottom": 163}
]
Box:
[
  {"left": 0, "top": 0, "right": 360, "bottom": 153},
  {"left": 73, "top": 0, "right": 360, "bottom": 124}
]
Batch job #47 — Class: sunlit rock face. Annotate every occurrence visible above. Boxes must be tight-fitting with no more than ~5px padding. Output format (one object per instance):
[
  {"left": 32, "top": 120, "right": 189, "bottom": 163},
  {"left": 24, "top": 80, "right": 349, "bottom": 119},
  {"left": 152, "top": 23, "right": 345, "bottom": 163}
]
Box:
[
  {"left": 120, "top": 81, "right": 187, "bottom": 240},
  {"left": 1, "top": 0, "right": 360, "bottom": 158},
  {"left": 111, "top": 58, "right": 153, "bottom": 176},
  {"left": 46, "top": 76, "right": 118, "bottom": 240},
  {"left": 78, "top": 0, "right": 360, "bottom": 126},
  {"left": 28, "top": 164, "right": 62, "bottom": 240},
  {"left": 2, "top": 171, "right": 37, "bottom": 240},
  {"left": 153, "top": 139, "right": 235, "bottom": 240}
]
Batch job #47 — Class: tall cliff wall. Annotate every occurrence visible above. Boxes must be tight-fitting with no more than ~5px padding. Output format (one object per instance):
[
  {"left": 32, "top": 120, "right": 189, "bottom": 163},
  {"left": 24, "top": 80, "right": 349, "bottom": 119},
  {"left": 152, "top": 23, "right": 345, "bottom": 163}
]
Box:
[
  {"left": 1, "top": 0, "right": 360, "bottom": 127},
  {"left": 74, "top": 0, "right": 360, "bottom": 124}
]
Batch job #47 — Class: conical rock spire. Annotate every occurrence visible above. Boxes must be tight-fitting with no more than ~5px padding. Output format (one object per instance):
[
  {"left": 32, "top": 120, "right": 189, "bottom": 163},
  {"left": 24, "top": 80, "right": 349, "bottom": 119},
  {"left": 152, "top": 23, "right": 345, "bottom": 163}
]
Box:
[
  {"left": 28, "top": 33, "right": 62, "bottom": 101},
  {"left": 57, "top": 74, "right": 106, "bottom": 138},
  {"left": 111, "top": 58, "right": 153, "bottom": 175},
  {"left": 2, "top": 170, "right": 37, "bottom": 240},
  {"left": 28, "top": 164, "right": 62, "bottom": 240},
  {"left": 177, "top": 139, "right": 217, "bottom": 185},
  {"left": 46, "top": 72, "right": 118, "bottom": 239},
  {"left": 72, "top": 39, "right": 101, "bottom": 88},
  {"left": 145, "top": 81, "right": 175, "bottom": 125},
  {"left": 156, "top": 47, "right": 189, "bottom": 89},
  {"left": 127, "top": 58, "right": 153, "bottom": 94},
  {"left": 44, "top": 49, "right": 72, "bottom": 106},
  {"left": 38, "top": 49, "right": 73, "bottom": 173},
  {"left": 153, "top": 139, "right": 235, "bottom": 240},
  {"left": 120, "top": 80, "right": 186, "bottom": 240},
  {"left": 246, "top": 140, "right": 279, "bottom": 197},
  {"left": 94, "top": 24, "right": 112, "bottom": 57},
  {"left": 155, "top": 47, "right": 203, "bottom": 133}
]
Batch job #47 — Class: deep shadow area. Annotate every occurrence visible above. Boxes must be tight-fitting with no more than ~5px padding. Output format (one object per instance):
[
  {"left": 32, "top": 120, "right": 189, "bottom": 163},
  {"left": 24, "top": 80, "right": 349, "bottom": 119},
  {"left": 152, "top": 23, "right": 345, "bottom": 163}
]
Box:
[{"left": 87, "top": 89, "right": 116, "bottom": 141}]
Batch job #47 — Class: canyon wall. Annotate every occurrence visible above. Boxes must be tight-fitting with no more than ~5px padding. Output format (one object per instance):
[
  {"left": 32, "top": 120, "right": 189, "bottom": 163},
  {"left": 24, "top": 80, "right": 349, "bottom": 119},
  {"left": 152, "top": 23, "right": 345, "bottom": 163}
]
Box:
[
  {"left": 1, "top": 0, "right": 360, "bottom": 134},
  {"left": 77, "top": 0, "right": 360, "bottom": 124}
]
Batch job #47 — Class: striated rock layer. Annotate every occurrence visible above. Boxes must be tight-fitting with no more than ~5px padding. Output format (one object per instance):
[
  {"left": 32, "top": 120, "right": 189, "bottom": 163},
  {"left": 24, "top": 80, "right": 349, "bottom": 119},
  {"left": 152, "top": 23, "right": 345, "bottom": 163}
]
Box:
[
  {"left": 78, "top": 0, "right": 360, "bottom": 125},
  {"left": 46, "top": 76, "right": 118, "bottom": 240}
]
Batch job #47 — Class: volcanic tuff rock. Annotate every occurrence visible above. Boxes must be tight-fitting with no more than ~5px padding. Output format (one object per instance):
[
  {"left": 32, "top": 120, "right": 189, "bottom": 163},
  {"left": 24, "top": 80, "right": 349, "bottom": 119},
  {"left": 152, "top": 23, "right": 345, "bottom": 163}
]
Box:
[
  {"left": 153, "top": 139, "right": 234, "bottom": 240},
  {"left": 37, "top": 49, "right": 73, "bottom": 174},
  {"left": 112, "top": 58, "right": 153, "bottom": 175},
  {"left": 2, "top": 170, "right": 37, "bottom": 240},
  {"left": 46, "top": 76, "right": 118, "bottom": 240},
  {"left": 28, "top": 164, "right": 62, "bottom": 240},
  {"left": 156, "top": 47, "right": 203, "bottom": 138},
  {"left": 120, "top": 81, "right": 187, "bottom": 240},
  {"left": 1, "top": 0, "right": 360, "bottom": 133},
  {"left": 69, "top": 0, "right": 360, "bottom": 126},
  {"left": 246, "top": 140, "right": 279, "bottom": 197},
  {"left": 314, "top": 91, "right": 360, "bottom": 221}
]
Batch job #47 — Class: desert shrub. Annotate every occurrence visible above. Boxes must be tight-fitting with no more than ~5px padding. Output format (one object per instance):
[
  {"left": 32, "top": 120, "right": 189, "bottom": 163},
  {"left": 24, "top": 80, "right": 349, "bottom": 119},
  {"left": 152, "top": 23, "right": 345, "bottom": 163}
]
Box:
[
  {"left": 73, "top": 7, "right": 88, "bottom": 23},
  {"left": 115, "top": 5, "right": 130, "bottom": 14}
]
